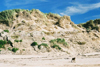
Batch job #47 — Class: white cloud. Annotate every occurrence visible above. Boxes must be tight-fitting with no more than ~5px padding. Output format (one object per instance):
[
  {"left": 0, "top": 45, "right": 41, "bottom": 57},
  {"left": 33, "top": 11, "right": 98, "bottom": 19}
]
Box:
[
  {"left": 92, "top": 15, "right": 100, "bottom": 18},
  {"left": 85, "top": 14, "right": 100, "bottom": 19},
  {"left": 5, "top": 0, "right": 48, "bottom": 8},
  {"left": 60, "top": 2, "right": 100, "bottom": 16}
]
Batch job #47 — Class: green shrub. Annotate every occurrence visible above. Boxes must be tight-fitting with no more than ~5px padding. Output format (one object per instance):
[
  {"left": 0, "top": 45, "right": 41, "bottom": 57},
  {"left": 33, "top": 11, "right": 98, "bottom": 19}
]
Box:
[
  {"left": 7, "top": 40, "right": 11, "bottom": 44},
  {"left": 50, "top": 38, "right": 65, "bottom": 44},
  {"left": 14, "top": 40, "right": 19, "bottom": 42},
  {"left": 94, "top": 19, "right": 100, "bottom": 24},
  {"left": 38, "top": 45, "right": 41, "bottom": 49},
  {"left": 83, "top": 20, "right": 94, "bottom": 29},
  {"left": 0, "top": 10, "right": 15, "bottom": 26},
  {"left": 63, "top": 42, "right": 68, "bottom": 46},
  {"left": 8, "top": 47, "right": 19, "bottom": 52},
  {"left": 57, "top": 38, "right": 62, "bottom": 43},
  {"left": 49, "top": 39, "right": 57, "bottom": 44},
  {"left": 52, "top": 44, "right": 61, "bottom": 50},
  {"left": 57, "top": 38, "right": 65, "bottom": 43},
  {"left": 13, "top": 9, "right": 22, "bottom": 13},
  {"left": 93, "top": 26, "right": 99, "bottom": 30},
  {"left": 0, "top": 40, "right": 7, "bottom": 48},
  {"left": 42, "top": 37, "right": 45, "bottom": 40},
  {"left": 31, "top": 42, "right": 38, "bottom": 46},
  {"left": 40, "top": 43, "right": 48, "bottom": 47},
  {"left": 8, "top": 47, "right": 12, "bottom": 51},
  {"left": 13, "top": 9, "right": 30, "bottom": 13},
  {"left": 20, "top": 40, "right": 22, "bottom": 42},
  {"left": 38, "top": 43, "right": 48, "bottom": 49},
  {"left": 14, "top": 39, "right": 22, "bottom": 42},
  {"left": 0, "top": 9, "right": 30, "bottom": 26},
  {"left": 50, "top": 38, "right": 68, "bottom": 46},
  {"left": 0, "top": 45, "right": 4, "bottom": 48},
  {"left": 4, "top": 30, "right": 9, "bottom": 33},
  {"left": 12, "top": 48, "right": 19, "bottom": 52},
  {"left": 78, "top": 19, "right": 100, "bottom": 32}
]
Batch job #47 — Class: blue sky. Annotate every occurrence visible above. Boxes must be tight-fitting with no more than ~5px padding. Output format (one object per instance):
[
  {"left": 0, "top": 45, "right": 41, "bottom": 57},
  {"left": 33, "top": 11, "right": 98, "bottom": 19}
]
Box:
[{"left": 0, "top": 0, "right": 100, "bottom": 24}]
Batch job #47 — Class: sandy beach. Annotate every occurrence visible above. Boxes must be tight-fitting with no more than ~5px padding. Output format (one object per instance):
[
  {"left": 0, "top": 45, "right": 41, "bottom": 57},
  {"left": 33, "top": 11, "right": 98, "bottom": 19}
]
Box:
[{"left": 0, "top": 52, "right": 100, "bottom": 67}]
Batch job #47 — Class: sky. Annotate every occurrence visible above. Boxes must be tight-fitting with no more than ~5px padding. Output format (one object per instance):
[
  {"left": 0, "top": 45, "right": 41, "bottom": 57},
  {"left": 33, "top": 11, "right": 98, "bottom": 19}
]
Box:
[{"left": 0, "top": 0, "right": 100, "bottom": 24}]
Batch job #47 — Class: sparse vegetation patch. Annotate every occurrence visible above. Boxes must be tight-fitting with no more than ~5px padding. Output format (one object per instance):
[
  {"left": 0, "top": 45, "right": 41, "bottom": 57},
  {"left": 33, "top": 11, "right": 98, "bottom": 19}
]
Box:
[
  {"left": 49, "top": 39, "right": 57, "bottom": 44},
  {"left": 51, "top": 44, "right": 61, "bottom": 50},
  {"left": 77, "top": 41, "right": 86, "bottom": 45},
  {"left": 14, "top": 39, "right": 22, "bottom": 42},
  {"left": 38, "top": 43, "right": 48, "bottom": 49},
  {"left": 22, "top": 49, "right": 25, "bottom": 51},
  {"left": 0, "top": 40, "right": 7, "bottom": 48},
  {"left": 12, "top": 48, "right": 19, "bottom": 52},
  {"left": 42, "top": 37, "right": 45, "bottom": 40},
  {"left": 31, "top": 42, "right": 38, "bottom": 46},
  {"left": 4, "top": 30, "right": 9, "bottom": 33},
  {"left": 8, "top": 47, "right": 12, "bottom": 51},
  {"left": 50, "top": 38, "right": 68, "bottom": 46},
  {"left": 57, "top": 38, "right": 65, "bottom": 43},
  {"left": 8, "top": 47, "right": 19, "bottom": 53},
  {"left": 0, "top": 10, "right": 15, "bottom": 26},
  {"left": 11, "top": 35, "right": 19, "bottom": 39}
]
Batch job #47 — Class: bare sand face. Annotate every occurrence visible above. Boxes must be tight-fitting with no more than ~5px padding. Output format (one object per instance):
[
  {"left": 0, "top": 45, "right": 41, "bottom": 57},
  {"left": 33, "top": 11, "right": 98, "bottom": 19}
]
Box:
[{"left": 0, "top": 52, "right": 100, "bottom": 67}]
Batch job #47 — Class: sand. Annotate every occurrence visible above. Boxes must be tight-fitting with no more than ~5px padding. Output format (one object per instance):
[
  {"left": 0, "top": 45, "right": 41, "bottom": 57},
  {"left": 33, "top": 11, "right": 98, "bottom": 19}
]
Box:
[{"left": 0, "top": 52, "right": 100, "bottom": 67}]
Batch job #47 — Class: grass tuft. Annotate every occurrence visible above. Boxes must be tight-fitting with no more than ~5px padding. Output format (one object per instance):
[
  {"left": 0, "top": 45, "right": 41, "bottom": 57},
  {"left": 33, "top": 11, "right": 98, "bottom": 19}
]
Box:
[
  {"left": 31, "top": 42, "right": 38, "bottom": 46},
  {"left": 14, "top": 39, "right": 22, "bottom": 42},
  {"left": 4, "top": 30, "right": 9, "bottom": 33},
  {"left": 12, "top": 48, "right": 19, "bottom": 52},
  {"left": 42, "top": 37, "right": 45, "bottom": 40},
  {"left": 77, "top": 42, "right": 86, "bottom": 45},
  {"left": 52, "top": 44, "right": 61, "bottom": 50},
  {"left": 38, "top": 43, "right": 48, "bottom": 49}
]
